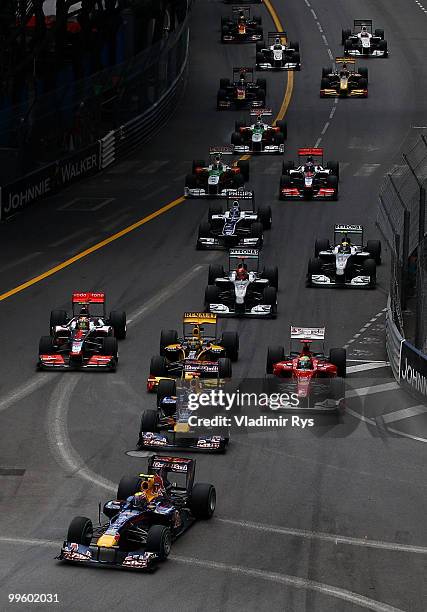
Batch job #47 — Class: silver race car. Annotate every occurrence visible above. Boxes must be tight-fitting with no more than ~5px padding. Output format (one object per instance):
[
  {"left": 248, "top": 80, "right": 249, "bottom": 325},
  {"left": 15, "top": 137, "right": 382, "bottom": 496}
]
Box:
[
  {"left": 342, "top": 20, "right": 388, "bottom": 57},
  {"left": 256, "top": 32, "right": 300, "bottom": 70},
  {"left": 307, "top": 224, "right": 381, "bottom": 288},
  {"left": 204, "top": 248, "right": 278, "bottom": 317}
]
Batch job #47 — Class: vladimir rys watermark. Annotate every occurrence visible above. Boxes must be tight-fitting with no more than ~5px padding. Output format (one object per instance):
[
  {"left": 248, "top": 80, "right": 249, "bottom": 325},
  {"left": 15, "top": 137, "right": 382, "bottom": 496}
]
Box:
[{"left": 187, "top": 389, "right": 300, "bottom": 411}]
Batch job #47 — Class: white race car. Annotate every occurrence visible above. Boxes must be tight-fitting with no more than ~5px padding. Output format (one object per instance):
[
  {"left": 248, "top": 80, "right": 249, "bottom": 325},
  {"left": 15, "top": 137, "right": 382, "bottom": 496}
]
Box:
[
  {"left": 256, "top": 32, "right": 300, "bottom": 70},
  {"left": 342, "top": 20, "right": 388, "bottom": 57}
]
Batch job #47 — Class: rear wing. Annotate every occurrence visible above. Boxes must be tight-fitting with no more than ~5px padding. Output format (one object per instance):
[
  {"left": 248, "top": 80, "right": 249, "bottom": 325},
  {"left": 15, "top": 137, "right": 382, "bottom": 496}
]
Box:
[
  {"left": 298, "top": 148, "right": 323, "bottom": 158},
  {"left": 72, "top": 292, "right": 105, "bottom": 304},
  {"left": 335, "top": 57, "right": 356, "bottom": 65},
  {"left": 354, "top": 19, "right": 372, "bottom": 31},
  {"left": 334, "top": 224, "right": 363, "bottom": 233},
  {"left": 226, "top": 190, "right": 254, "bottom": 201},
  {"left": 229, "top": 248, "right": 259, "bottom": 258},
  {"left": 210, "top": 145, "right": 233, "bottom": 155},
  {"left": 250, "top": 108, "right": 272, "bottom": 117},
  {"left": 267, "top": 30, "right": 287, "bottom": 41},
  {"left": 232, "top": 6, "right": 251, "bottom": 16},
  {"left": 233, "top": 66, "right": 254, "bottom": 79},
  {"left": 183, "top": 312, "right": 217, "bottom": 325},
  {"left": 148, "top": 455, "right": 194, "bottom": 474},
  {"left": 290, "top": 326, "right": 325, "bottom": 340}
]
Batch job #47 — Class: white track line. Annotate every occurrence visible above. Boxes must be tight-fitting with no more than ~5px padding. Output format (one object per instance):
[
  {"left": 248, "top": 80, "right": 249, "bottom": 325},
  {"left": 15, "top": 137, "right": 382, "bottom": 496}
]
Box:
[{"left": 344, "top": 308, "right": 387, "bottom": 349}]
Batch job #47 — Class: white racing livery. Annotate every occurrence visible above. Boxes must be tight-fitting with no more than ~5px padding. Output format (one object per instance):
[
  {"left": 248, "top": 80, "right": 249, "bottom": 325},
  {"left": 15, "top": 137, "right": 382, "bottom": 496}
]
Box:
[
  {"left": 205, "top": 248, "right": 278, "bottom": 317},
  {"left": 231, "top": 109, "right": 287, "bottom": 154},
  {"left": 342, "top": 20, "right": 388, "bottom": 57}
]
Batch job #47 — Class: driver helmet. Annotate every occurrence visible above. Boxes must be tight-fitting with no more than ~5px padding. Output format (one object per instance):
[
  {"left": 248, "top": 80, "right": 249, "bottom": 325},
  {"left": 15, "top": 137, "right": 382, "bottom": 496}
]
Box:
[
  {"left": 236, "top": 262, "right": 249, "bottom": 281},
  {"left": 188, "top": 326, "right": 203, "bottom": 351},
  {"left": 361, "top": 26, "right": 368, "bottom": 36},
  {"left": 238, "top": 11, "right": 245, "bottom": 21},
  {"left": 298, "top": 355, "right": 312, "bottom": 370},
  {"left": 339, "top": 240, "right": 351, "bottom": 254},
  {"left": 305, "top": 156, "right": 314, "bottom": 172},
  {"left": 340, "top": 63, "right": 349, "bottom": 76},
  {"left": 275, "top": 37, "right": 281, "bottom": 45},
  {"left": 131, "top": 492, "right": 147, "bottom": 509},
  {"left": 77, "top": 316, "right": 89, "bottom": 330},
  {"left": 239, "top": 72, "right": 246, "bottom": 84},
  {"left": 213, "top": 154, "right": 222, "bottom": 171},
  {"left": 256, "top": 116, "right": 263, "bottom": 127},
  {"left": 79, "top": 305, "right": 89, "bottom": 316},
  {"left": 231, "top": 200, "right": 240, "bottom": 214}
]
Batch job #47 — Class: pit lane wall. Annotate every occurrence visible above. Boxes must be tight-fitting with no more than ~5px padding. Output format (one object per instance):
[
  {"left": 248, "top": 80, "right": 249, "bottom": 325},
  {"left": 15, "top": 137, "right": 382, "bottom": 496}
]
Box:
[
  {"left": 0, "top": 4, "right": 190, "bottom": 221},
  {"left": 386, "top": 297, "right": 427, "bottom": 404}
]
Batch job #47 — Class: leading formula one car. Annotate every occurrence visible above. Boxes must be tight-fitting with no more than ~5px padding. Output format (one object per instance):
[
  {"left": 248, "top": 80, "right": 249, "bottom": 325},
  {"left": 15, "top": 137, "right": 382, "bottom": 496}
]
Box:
[
  {"left": 231, "top": 109, "right": 287, "bottom": 154},
  {"left": 279, "top": 148, "right": 339, "bottom": 200},
  {"left": 185, "top": 146, "right": 249, "bottom": 198},
  {"left": 256, "top": 32, "right": 300, "bottom": 70},
  {"left": 58, "top": 455, "right": 216, "bottom": 571},
  {"left": 307, "top": 224, "right": 381, "bottom": 288},
  {"left": 342, "top": 20, "right": 388, "bottom": 57},
  {"left": 139, "top": 379, "right": 229, "bottom": 452},
  {"left": 197, "top": 191, "right": 271, "bottom": 250},
  {"left": 221, "top": 6, "right": 263, "bottom": 43},
  {"left": 217, "top": 67, "right": 266, "bottom": 110},
  {"left": 204, "top": 248, "right": 278, "bottom": 317},
  {"left": 320, "top": 58, "right": 368, "bottom": 98},
  {"left": 266, "top": 326, "right": 346, "bottom": 398},
  {"left": 38, "top": 292, "right": 126, "bottom": 371},
  {"left": 147, "top": 312, "right": 239, "bottom": 391}
]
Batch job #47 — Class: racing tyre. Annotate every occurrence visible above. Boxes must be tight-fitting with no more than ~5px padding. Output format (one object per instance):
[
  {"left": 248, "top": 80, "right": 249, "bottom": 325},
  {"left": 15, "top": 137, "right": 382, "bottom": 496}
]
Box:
[
  {"left": 221, "top": 331, "right": 239, "bottom": 362},
  {"left": 160, "top": 329, "right": 178, "bottom": 355},
  {"left": 279, "top": 175, "right": 291, "bottom": 197},
  {"left": 274, "top": 132, "right": 285, "bottom": 146},
  {"left": 231, "top": 131, "right": 243, "bottom": 145},
  {"left": 256, "top": 25, "right": 263, "bottom": 35},
  {"left": 256, "top": 51, "right": 264, "bottom": 66},
  {"left": 256, "top": 40, "right": 265, "bottom": 52},
  {"left": 290, "top": 40, "right": 299, "bottom": 52},
  {"left": 217, "top": 89, "right": 227, "bottom": 109},
  {"left": 321, "top": 67, "right": 330, "bottom": 78},
  {"left": 157, "top": 378, "right": 177, "bottom": 405},
  {"left": 39, "top": 335, "right": 55, "bottom": 354},
  {"left": 150, "top": 355, "right": 168, "bottom": 377},
  {"left": 326, "top": 161, "right": 339, "bottom": 179},
  {"left": 109, "top": 310, "right": 127, "bottom": 339},
  {"left": 292, "top": 52, "right": 300, "bottom": 65},
  {"left": 208, "top": 204, "right": 223, "bottom": 218},
  {"left": 282, "top": 160, "right": 294, "bottom": 174},
  {"left": 185, "top": 173, "right": 197, "bottom": 189},
  {"left": 250, "top": 221, "right": 263, "bottom": 239},
  {"left": 314, "top": 239, "right": 330, "bottom": 256},
  {"left": 263, "top": 266, "right": 278, "bottom": 288},
  {"left": 219, "top": 78, "right": 230, "bottom": 90},
  {"left": 101, "top": 336, "right": 118, "bottom": 358},
  {"left": 117, "top": 475, "right": 142, "bottom": 501},
  {"left": 263, "top": 286, "right": 277, "bottom": 314},
  {"left": 67, "top": 516, "right": 93, "bottom": 546},
  {"left": 341, "top": 28, "right": 351, "bottom": 44},
  {"left": 321, "top": 77, "right": 330, "bottom": 89},
  {"left": 363, "top": 258, "right": 377, "bottom": 287},
  {"left": 140, "top": 409, "right": 158, "bottom": 434},
  {"left": 192, "top": 159, "right": 205, "bottom": 173},
  {"left": 221, "top": 26, "right": 229, "bottom": 42},
  {"left": 379, "top": 40, "right": 388, "bottom": 56},
  {"left": 204, "top": 285, "right": 220, "bottom": 309},
  {"left": 236, "top": 159, "right": 250, "bottom": 181},
  {"left": 190, "top": 483, "right": 216, "bottom": 519},
  {"left": 257, "top": 89, "right": 266, "bottom": 105},
  {"left": 220, "top": 16, "right": 228, "bottom": 27},
  {"left": 326, "top": 175, "right": 338, "bottom": 199},
  {"left": 208, "top": 264, "right": 225, "bottom": 284},
  {"left": 233, "top": 173, "right": 245, "bottom": 188},
  {"left": 276, "top": 120, "right": 287, "bottom": 139},
  {"left": 50, "top": 309, "right": 67, "bottom": 332},
  {"left": 235, "top": 119, "right": 246, "bottom": 131},
  {"left": 359, "top": 67, "right": 368, "bottom": 82},
  {"left": 218, "top": 357, "right": 232, "bottom": 379},
  {"left": 329, "top": 348, "right": 347, "bottom": 378},
  {"left": 344, "top": 42, "right": 353, "bottom": 54},
  {"left": 258, "top": 205, "right": 272, "bottom": 229},
  {"left": 359, "top": 78, "right": 368, "bottom": 91},
  {"left": 308, "top": 257, "right": 322, "bottom": 274},
  {"left": 198, "top": 221, "right": 212, "bottom": 237},
  {"left": 146, "top": 525, "right": 172, "bottom": 560},
  {"left": 366, "top": 240, "right": 382, "bottom": 265},
  {"left": 374, "top": 29, "right": 384, "bottom": 39},
  {"left": 254, "top": 15, "right": 262, "bottom": 24},
  {"left": 256, "top": 78, "right": 267, "bottom": 93},
  {"left": 266, "top": 346, "right": 284, "bottom": 374}
]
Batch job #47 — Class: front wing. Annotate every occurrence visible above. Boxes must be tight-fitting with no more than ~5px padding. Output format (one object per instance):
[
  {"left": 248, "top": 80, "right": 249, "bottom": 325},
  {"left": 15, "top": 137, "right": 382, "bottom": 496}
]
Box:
[
  {"left": 307, "top": 273, "right": 374, "bottom": 288},
  {"left": 320, "top": 87, "right": 368, "bottom": 98},
  {"left": 207, "top": 302, "right": 275, "bottom": 317},
  {"left": 279, "top": 187, "right": 337, "bottom": 200},
  {"left": 58, "top": 542, "right": 158, "bottom": 571},
  {"left": 138, "top": 431, "right": 228, "bottom": 452},
  {"left": 38, "top": 354, "right": 117, "bottom": 370},
  {"left": 233, "top": 143, "right": 284, "bottom": 154},
  {"left": 197, "top": 235, "right": 262, "bottom": 249},
  {"left": 185, "top": 187, "right": 245, "bottom": 198}
]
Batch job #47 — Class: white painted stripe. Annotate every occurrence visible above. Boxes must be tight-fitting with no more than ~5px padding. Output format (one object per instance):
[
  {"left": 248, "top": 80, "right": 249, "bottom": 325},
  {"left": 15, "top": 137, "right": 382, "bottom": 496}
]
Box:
[
  {"left": 354, "top": 163, "right": 381, "bottom": 177},
  {"left": 382, "top": 404, "right": 427, "bottom": 424},
  {"left": 347, "top": 406, "right": 427, "bottom": 443},
  {"left": 310, "top": 8, "right": 317, "bottom": 18},
  {"left": 314, "top": 137, "right": 322, "bottom": 148},
  {"left": 0, "top": 252, "right": 42, "bottom": 273},
  {"left": 347, "top": 362, "right": 390, "bottom": 373},
  {"left": 50, "top": 229, "right": 87, "bottom": 248},
  {"left": 346, "top": 382, "right": 399, "bottom": 399},
  {"left": 321, "top": 122, "right": 330, "bottom": 135},
  {"left": 322, "top": 34, "right": 329, "bottom": 46}
]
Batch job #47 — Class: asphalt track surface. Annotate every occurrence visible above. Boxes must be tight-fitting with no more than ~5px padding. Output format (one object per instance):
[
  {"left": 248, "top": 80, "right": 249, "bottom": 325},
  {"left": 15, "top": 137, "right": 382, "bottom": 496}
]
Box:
[{"left": 0, "top": 0, "right": 426, "bottom": 610}]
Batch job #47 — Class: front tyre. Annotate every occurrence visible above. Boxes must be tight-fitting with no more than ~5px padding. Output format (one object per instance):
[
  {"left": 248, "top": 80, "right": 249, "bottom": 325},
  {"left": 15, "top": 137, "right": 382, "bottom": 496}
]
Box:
[
  {"left": 190, "top": 483, "right": 216, "bottom": 519},
  {"left": 146, "top": 525, "right": 172, "bottom": 560},
  {"left": 67, "top": 516, "right": 93, "bottom": 546}
]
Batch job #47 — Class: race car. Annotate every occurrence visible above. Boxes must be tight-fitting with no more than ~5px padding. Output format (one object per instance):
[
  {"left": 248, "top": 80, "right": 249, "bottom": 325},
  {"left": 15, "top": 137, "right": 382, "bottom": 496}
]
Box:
[
  {"left": 217, "top": 67, "right": 266, "bottom": 110},
  {"left": 256, "top": 31, "right": 300, "bottom": 70},
  {"left": 139, "top": 379, "right": 229, "bottom": 452},
  {"left": 197, "top": 191, "right": 271, "bottom": 250},
  {"left": 307, "top": 224, "right": 381, "bottom": 288},
  {"left": 38, "top": 292, "right": 126, "bottom": 371},
  {"left": 147, "top": 312, "right": 239, "bottom": 391},
  {"left": 266, "top": 326, "right": 346, "bottom": 398},
  {"left": 342, "top": 20, "right": 388, "bottom": 57},
  {"left": 320, "top": 58, "right": 368, "bottom": 98},
  {"left": 231, "top": 109, "right": 287, "bottom": 154},
  {"left": 221, "top": 6, "right": 263, "bottom": 43},
  {"left": 279, "top": 148, "right": 339, "bottom": 200},
  {"left": 204, "top": 248, "right": 278, "bottom": 316},
  {"left": 185, "top": 146, "right": 249, "bottom": 198},
  {"left": 58, "top": 455, "right": 216, "bottom": 571}
]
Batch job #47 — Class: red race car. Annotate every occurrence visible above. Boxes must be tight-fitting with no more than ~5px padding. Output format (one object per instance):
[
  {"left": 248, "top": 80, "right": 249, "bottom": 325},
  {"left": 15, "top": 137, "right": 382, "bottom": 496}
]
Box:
[
  {"left": 279, "top": 148, "right": 339, "bottom": 200},
  {"left": 266, "top": 326, "right": 346, "bottom": 398}
]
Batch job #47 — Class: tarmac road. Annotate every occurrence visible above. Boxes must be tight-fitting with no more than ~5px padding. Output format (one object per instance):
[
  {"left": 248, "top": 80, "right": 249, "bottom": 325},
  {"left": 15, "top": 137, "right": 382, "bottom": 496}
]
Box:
[{"left": 0, "top": 0, "right": 426, "bottom": 610}]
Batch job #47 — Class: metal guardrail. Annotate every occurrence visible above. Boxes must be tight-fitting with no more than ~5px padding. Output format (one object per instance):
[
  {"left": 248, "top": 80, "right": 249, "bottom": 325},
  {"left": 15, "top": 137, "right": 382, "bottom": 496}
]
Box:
[{"left": 385, "top": 296, "right": 403, "bottom": 380}]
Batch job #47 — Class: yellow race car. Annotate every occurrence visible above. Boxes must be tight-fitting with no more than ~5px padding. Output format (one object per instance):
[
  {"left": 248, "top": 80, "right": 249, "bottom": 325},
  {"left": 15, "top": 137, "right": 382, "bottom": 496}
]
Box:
[
  {"left": 147, "top": 312, "right": 239, "bottom": 391},
  {"left": 320, "top": 58, "right": 368, "bottom": 98}
]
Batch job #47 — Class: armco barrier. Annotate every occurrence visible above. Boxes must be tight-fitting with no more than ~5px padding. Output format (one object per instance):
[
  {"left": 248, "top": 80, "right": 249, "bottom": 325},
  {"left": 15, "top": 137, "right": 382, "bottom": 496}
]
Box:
[{"left": 385, "top": 296, "right": 404, "bottom": 380}]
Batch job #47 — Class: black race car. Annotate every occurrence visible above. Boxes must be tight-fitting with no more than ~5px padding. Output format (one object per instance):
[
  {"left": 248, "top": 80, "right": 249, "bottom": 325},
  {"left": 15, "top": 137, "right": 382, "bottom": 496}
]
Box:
[
  {"left": 185, "top": 146, "right": 249, "bottom": 198},
  {"left": 205, "top": 248, "right": 278, "bottom": 317},
  {"left": 58, "top": 455, "right": 216, "bottom": 571},
  {"left": 320, "top": 58, "right": 368, "bottom": 98},
  {"left": 217, "top": 67, "right": 266, "bottom": 110},
  {"left": 342, "top": 20, "right": 388, "bottom": 57},
  {"left": 197, "top": 191, "right": 271, "bottom": 250},
  {"left": 279, "top": 148, "right": 339, "bottom": 200},
  {"left": 256, "top": 32, "right": 300, "bottom": 70},
  {"left": 221, "top": 6, "right": 263, "bottom": 43},
  {"left": 139, "top": 379, "right": 229, "bottom": 452}
]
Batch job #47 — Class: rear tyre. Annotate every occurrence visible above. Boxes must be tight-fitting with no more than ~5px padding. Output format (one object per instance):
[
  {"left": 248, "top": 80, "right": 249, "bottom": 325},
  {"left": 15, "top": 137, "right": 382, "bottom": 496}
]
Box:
[
  {"left": 208, "top": 264, "right": 225, "bottom": 284},
  {"left": 256, "top": 40, "right": 265, "bottom": 52},
  {"left": 256, "top": 78, "right": 267, "bottom": 93},
  {"left": 258, "top": 205, "right": 272, "bottom": 229},
  {"left": 109, "top": 310, "right": 127, "bottom": 339},
  {"left": 140, "top": 409, "right": 159, "bottom": 434},
  {"left": 374, "top": 28, "right": 384, "bottom": 39},
  {"left": 146, "top": 525, "right": 172, "bottom": 560},
  {"left": 192, "top": 159, "right": 205, "bottom": 173},
  {"left": 326, "top": 161, "right": 339, "bottom": 180},
  {"left": 198, "top": 222, "right": 212, "bottom": 238},
  {"left": 263, "top": 286, "right": 277, "bottom": 314},
  {"left": 315, "top": 239, "right": 330, "bottom": 256},
  {"left": 250, "top": 222, "right": 263, "bottom": 239},
  {"left": 50, "top": 309, "right": 67, "bottom": 332},
  {"left": 157, "top": 379, "right": 176, "bottom": 405},
  {"left": 359, "top": 78, "right": 368, "bottom": 90},
  {"left": 117, "top": 475, "right": 142, "bottom": 501},
  {"left": 263, "top": 266, "right": 278, "bottom": 288},
  {"left": 266, "top": 346, "right": 284, "bottom": 374},
  {"left": 190, "top": 483, "right": 216, "bottom": 519},
  {"left": 150, "top": 355, "right": 168, "bottom": 377},
  {"left": 256, "top": 52, "right": 264, "bottom": 65},
  {"left": 67, "top": 516, "right": 93, "bottom": 546},
  {"left": 208, "top": 204, "right": 223, "bottom": 218},
  {"left": 101, "top": 336, "right": 118, "bottom": 358},
  {"left": 321, "top": 67, "right": 330, "bottom": 78},
  {"left": 326, "top": 175, "right": 338, "bottom": 199},
  {"left": 341, "top": 28, "right": 351, "bottom": 44},
  {"left": 185, "top": 173, "right": 197, "bottom": 189},
  {"left": 235, "top": 119, "right": 246, "bottom": 131},
  {"left": 218, "top": 357, "right": 232, "bottom": 379},
  {"left": 363, "top": 258, "right": 377, "bottom": 287},
  {"left": 329, "top": 348, "right": 347, "bottom": 378},
  {"left": 236, "top": 160, "right": 249, "bottom": 181},
  {"left": 379, "top": 40, "right": 387, "bottom": 55},
  {"left": 231, "top": 131, "right": 243, "bottom": 146},
  {"left": 221, "top": 331, "right": 239, "bottom": 362},
  {"left": 219, "top": 78, "right": 230, "bottom": 90},
  {"left": 217, "top": 89, "right": 227, "bottom": 109},
  {"left": 276, "top": 120, "right": 287, "bottom": 139},
  {"left": 204, "top": 285, "right": 220, "bottom": 309},
  {"left": 366, "top": 240, "right": 382, "bottom": 265},
  {"left": 321, "top": 77, "right": 330, "bottom": 89},
  {"left": 290, "top": 40, "right": 299, "bottom": 51},
  {"left": 359, "top": 67, "right": 368, "bottom": 82},
  {"left": 39, "top": 335, "right": 55, "bottom": 354},
  {"left": 160, "top": 329, "right": 178, "bottom": 355},
  {"left": 308, "top": 257, "right": 322, "bottom": 274},
  {"left": 282, "top": 160, "right": 294, "bottom": 174}
]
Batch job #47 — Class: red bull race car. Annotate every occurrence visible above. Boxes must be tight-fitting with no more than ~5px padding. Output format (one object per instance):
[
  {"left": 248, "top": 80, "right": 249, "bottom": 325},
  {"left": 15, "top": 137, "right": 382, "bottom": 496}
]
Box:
[{"left": 221, "top": 6, "right": 263, "bottom": 43}]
